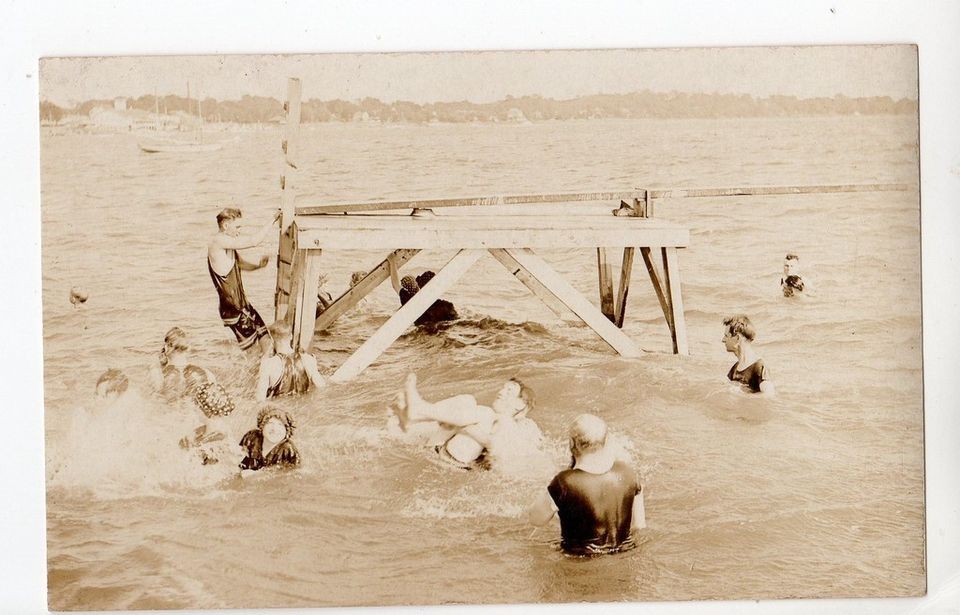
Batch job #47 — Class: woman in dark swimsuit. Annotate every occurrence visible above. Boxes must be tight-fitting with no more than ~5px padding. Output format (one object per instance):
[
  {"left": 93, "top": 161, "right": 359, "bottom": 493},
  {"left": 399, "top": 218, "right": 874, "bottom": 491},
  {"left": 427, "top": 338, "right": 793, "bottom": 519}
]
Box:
[
  {"left": 722, "top": 314, "right": 775, "bottom": 394},
  {"left": 239, "top": 405, "right": 301, "bottom": 471}
]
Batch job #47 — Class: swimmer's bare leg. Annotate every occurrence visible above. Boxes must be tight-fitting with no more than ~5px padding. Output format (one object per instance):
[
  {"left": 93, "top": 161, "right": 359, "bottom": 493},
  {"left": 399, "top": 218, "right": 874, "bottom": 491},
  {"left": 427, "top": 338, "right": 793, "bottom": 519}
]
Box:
[{"left": 403, "top": 373, "right": 484, "bottom": 427}]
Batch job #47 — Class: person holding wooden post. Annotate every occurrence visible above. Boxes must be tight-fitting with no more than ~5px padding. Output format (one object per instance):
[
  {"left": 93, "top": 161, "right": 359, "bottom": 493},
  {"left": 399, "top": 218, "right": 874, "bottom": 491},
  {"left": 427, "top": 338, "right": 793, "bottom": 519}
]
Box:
[
  {"left": 527, "top": 414, "right": 645, "bottom": 556},
  {"left": 256, "top": 323, "right": 326, "bottom": 401},
  {"left": 207, "top": 207, "right": 280, "bottom": 354}
]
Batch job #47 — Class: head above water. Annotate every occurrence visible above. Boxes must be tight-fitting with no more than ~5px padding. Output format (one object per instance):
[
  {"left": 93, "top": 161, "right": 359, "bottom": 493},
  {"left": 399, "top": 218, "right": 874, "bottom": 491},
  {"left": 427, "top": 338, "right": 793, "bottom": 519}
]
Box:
[
  {"left": 723, "top": 314, "right": 756, "bottom": 342},
  {"left": 783, "top": 253, "right": 801, "bottom": 276},
  {"left": 492, "top": 378, "right": 535, "bottom": 417},
  {"left": 95, "top": 369, "right": 129, "bottom": 400},
  {"left": 182, "top": 364, "right": 210, "bottom": 394},
  {"left": 161, "top": 327, "right": 190, "bottom": 360},
  {"left": 268, "top": 323, "right": 294, "bottom": 355},
  {"left": 350, "top": 271, "right": 366, "bottom": 287},
  {"left": 569, "top": 413, "right": 608, "bottom": 457},
  {"left": 257, "top": 404, "right": 296, "bottom": 440},
  {"left": 400, "top": 275, "right": 419, "bottom": 293},
  {"left": 216, "top": 207, "right": 243, "bottom": 234}
]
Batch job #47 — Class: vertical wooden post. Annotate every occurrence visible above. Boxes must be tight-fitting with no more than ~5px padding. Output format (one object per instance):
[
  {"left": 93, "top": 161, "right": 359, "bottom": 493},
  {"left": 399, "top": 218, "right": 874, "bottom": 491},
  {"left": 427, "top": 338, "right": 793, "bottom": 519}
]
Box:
[
  {"left": 615, "top": 247, "right": 635, "bottom": 328},
  {"left": 275, "top": 77, "right": 302, "bottom": 321},
  {"left": 661, "top": 247, "right": 688, "bottom": 355},
  {"left": 291, "top": 250, "right": 323, "bottom": 353},
  {"left": 597, "top": 249, "right": 616, "bottom": 322}
]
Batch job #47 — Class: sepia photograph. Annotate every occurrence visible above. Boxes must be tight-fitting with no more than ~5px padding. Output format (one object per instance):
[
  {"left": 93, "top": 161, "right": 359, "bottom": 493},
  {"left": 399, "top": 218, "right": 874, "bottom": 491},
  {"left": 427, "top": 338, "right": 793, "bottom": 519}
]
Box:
[{"left": 35, "top": 44, "right": 927, "bottom": 611}]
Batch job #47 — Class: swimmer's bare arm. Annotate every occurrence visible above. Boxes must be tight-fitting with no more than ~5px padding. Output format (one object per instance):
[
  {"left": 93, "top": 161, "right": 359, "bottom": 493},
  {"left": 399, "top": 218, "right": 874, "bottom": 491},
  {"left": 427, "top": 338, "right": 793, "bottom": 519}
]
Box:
[
  {"left": 527, "top": 489, "right": 558, "bottom": 526},
  {"left": 300, "top": 353, "right": 326, "bottom": 389},
  {"left": 237, "top": 253, "right": 270, "bottom": 271},
  {"left": 255, "top": 357, "right": 280, "bottom": 402},
  {"left": 759, "top": 380, "right": 776, "bottom": 395},
  {"left": 211, "top": 211, "right": 281, "bottom": 251}
]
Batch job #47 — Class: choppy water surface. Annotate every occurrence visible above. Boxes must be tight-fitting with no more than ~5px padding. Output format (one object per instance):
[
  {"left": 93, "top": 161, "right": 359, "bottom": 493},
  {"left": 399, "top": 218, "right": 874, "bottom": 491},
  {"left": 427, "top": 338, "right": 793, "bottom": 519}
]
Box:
[{"left": 42, "top": 116, "right": 923, "bottom": 610}]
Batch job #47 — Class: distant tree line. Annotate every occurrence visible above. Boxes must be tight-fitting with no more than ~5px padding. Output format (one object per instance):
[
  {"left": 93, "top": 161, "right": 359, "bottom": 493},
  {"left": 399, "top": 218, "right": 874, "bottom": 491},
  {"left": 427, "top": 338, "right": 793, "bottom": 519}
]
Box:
[{"left": 39, "top": 91, "right": 918, "bottom": 124}]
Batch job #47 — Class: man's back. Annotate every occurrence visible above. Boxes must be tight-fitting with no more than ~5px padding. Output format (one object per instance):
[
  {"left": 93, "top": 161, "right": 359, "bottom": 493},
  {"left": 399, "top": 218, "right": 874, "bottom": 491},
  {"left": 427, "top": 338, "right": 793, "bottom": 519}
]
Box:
[{"left": 548, "top": 460, "right": 639, "bottom": 555}]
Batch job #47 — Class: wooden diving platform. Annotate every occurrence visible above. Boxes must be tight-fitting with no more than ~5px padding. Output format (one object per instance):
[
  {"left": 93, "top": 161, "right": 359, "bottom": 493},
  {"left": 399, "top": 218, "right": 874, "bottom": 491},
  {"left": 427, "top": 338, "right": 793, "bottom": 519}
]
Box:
[
  {"left": 270, "top": 77, "right": 911, "bottom": 382},
  {"left": 278, "top": 210, "right": 690, "bottom": 382}
]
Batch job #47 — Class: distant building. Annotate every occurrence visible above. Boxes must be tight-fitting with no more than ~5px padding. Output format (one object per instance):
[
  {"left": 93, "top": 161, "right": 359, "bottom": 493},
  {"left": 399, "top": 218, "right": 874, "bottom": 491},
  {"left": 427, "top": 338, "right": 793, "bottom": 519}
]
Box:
[{"left": 113, "top": 97, "right": 127, "bottom": 111}]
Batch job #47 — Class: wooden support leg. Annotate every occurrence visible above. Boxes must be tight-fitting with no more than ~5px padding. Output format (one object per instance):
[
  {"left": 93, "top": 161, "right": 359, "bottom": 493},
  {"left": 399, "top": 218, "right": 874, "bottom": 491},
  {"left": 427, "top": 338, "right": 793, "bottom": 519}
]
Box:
[
  {"left": 291, "top": 250, "right": 323, "bottom": 353},
  {"left": 330, "top": 249, "right": 484, "bottom": 382},
  {"left": 640, "top": 246, "right": 674, "bottom": 331},
  {"left": 661, "top": 247, "right": 688, "bottom": 355},
  {"left": 274, "top": 225, "right": 297, "bottom": 322},
  {"left": 505, "top": 249, "right": 640, "bottom": 358},
  {"left": 597, "top": 248, "right": 616, "bottom": 322},
  {"left": 487, "top": 248, "right": 572, "bottom": 321},
  {"left": 314, "top": 249, "right": 420, "bottom": 332},
  {"left": 615, "top": 247, "right": 635, "bottom": 328}
]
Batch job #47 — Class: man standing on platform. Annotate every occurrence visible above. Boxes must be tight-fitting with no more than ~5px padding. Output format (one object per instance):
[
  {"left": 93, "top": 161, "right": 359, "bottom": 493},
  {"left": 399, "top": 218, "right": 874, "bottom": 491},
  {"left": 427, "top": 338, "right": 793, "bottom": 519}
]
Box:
[{"left": 207, "top": 207, "right": 280, "bottom": 354}]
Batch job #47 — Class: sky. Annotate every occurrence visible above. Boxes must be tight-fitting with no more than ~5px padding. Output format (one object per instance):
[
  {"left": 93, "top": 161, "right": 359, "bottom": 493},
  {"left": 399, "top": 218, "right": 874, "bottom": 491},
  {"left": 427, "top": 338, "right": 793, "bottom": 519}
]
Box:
[{"left": 40, "top": 45, "right": 919, "bottom": 107}]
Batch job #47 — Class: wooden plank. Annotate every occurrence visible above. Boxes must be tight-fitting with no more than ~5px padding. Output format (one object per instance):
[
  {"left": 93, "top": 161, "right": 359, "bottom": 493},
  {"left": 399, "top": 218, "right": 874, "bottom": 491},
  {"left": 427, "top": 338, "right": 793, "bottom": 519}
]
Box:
[
  {"left": 597, "top": 248, "right": 615, "bottom": 322},
  {"left": 296, "top": 217, "right": 690, "bottom": 250},
  {"left": 292, "top": 250, "right": 323, "bottom": 353},
  {"left": 330, "top": 249, "right": 484, "bottom": 382},
  {"left": 487, "top": 248, "right": 571, "bottom": 321},
  {"left": 640, "top": 247, "right": 673, "bottom": 330},
  {"left": 296, "top": 190, "right": 646, "bottom": 215},
  {"left": 314, "top": 249, "right": 420, "bottom": 331},
  {"left": 504, "top": 249, "right": 640, "bottom": 358},
  {"left": 661, "top": 247, "right": 689, "bottom": 355},
  {"left": 614, "top": 247, "right": 635, "bottom": 328},
  {"left": 648, "top": 183, "right": 910, "bottom": 200}
]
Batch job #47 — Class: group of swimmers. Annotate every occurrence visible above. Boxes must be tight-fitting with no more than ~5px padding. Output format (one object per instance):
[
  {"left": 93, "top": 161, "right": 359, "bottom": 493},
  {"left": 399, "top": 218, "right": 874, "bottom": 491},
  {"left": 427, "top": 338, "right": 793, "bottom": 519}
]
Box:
[{"left": 91, "top": 206, "right": 802, "bottom": 554}]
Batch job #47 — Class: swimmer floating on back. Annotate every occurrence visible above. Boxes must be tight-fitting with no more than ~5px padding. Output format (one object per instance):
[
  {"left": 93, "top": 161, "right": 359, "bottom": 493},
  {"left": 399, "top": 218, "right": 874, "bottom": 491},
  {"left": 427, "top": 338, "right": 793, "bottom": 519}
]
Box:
[
  {"left": 392, "top": 373, "right": 541, "bottom": 470},
  {"left": 722, "top": 314, "right": 775, "bottom": 395}
]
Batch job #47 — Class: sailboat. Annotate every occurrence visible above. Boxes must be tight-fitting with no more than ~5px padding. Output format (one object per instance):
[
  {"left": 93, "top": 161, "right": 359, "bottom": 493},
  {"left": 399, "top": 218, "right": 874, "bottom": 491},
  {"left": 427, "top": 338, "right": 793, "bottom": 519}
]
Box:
[{"left": 138, "top": 83, "right": 223, "bottom": 154}]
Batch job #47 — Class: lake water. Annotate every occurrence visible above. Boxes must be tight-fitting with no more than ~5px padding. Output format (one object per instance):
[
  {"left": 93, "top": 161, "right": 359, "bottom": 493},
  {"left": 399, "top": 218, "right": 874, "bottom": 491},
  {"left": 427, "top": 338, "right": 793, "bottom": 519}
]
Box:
[{"left": 42, "top": 115, "right": 923, "bottom": 610}]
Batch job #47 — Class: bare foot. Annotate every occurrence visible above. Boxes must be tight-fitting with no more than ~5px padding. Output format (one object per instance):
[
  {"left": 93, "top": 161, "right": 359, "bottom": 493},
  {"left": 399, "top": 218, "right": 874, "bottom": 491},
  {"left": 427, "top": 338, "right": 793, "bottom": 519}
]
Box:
[{"left": 404, "top": 373, "right": 426, "bottom": 422}]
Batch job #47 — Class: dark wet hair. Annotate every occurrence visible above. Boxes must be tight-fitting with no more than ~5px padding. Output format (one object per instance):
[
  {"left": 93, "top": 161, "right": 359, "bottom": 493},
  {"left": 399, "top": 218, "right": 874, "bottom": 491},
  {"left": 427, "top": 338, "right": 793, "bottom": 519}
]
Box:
[
  {"left": 163, "top": 326, "right": 189, "bottom": 353},
  {"left": 785, "top": 253, "right": 799, "bottom": 261},
  {"left": 216, "top": 207, "right": 242, "bottom": 229},
  {"left": 510, "top": 378, "right": 535, "bottom": 413},
  {"left": 350, "top": 271, "right": 366, "bottom": 286},
  {"left": 95, "top": 369, "right": 129, "bottom": 397},
  {"left": 257, "top": 404, "right": 296, "bottom": 439},
  {"left": 723, "top": 314, "right": 756, "bottom": 341},
  {"left": 416, "top": 270, "right": 436, "bottom": 287}
]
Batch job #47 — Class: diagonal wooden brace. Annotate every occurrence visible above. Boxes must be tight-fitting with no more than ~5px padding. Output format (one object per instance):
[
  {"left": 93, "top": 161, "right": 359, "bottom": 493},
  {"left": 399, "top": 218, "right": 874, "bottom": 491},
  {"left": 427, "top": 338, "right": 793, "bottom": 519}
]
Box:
[
  {"left": 504, "top": 248, "right": 640, "bottom": 358},
  {"left": 330, "top": 249, "right": 484, "bottom": 382}
]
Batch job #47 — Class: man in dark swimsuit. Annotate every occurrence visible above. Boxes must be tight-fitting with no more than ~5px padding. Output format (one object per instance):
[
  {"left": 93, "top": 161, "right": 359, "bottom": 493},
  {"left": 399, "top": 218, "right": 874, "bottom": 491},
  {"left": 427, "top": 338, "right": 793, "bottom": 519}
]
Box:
[
  {"left": 527, "top": 414, "right": 645, "bottom": 555},
  {"left": 207, "top": 207, "right": 280, "bottom": 354}
]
